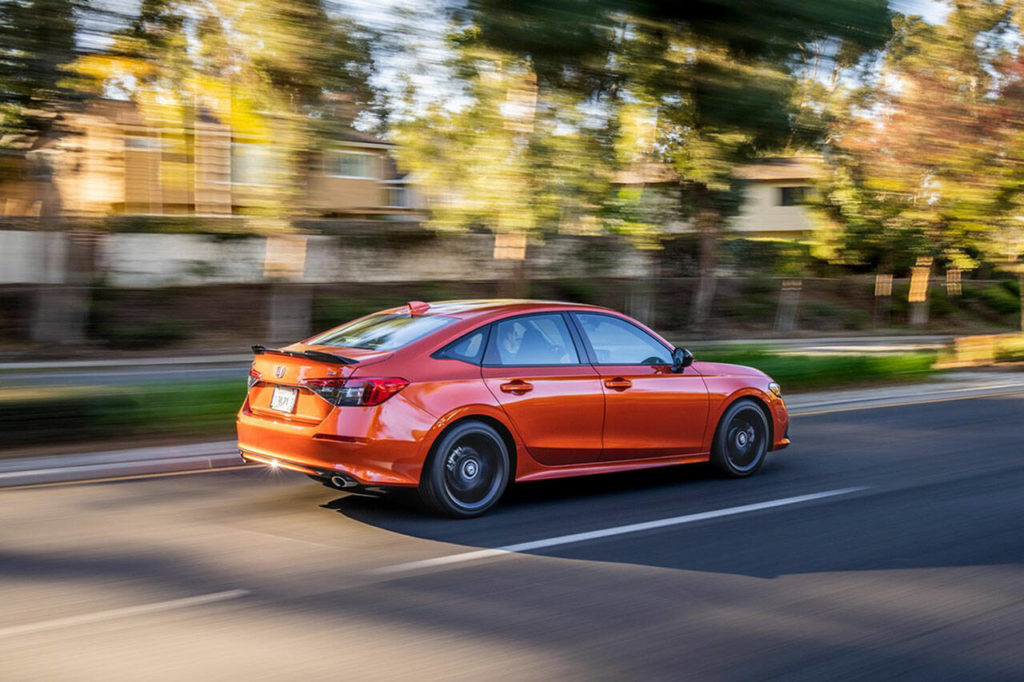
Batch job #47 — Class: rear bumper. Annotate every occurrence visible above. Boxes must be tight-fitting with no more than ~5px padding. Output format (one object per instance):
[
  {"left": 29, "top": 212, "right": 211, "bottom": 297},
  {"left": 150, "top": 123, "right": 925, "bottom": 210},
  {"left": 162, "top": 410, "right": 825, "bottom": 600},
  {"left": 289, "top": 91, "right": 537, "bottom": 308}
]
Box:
[{"left": 236, "top": 393, "right": 438, "bottom": 487}]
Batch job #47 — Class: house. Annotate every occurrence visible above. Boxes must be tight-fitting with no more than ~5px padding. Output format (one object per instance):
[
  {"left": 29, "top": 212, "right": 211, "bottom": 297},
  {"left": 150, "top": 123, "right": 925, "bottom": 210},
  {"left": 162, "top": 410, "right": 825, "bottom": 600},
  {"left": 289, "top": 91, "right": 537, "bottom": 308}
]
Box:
[
  {"left": 611, "top": 156, "right": 822, "bottom": 239},
  {"left": 731, "top": 157, "right": 821, "bottom": 239},
  {"left": 0, "top": 100, "right": 422, "bottom": 220}
]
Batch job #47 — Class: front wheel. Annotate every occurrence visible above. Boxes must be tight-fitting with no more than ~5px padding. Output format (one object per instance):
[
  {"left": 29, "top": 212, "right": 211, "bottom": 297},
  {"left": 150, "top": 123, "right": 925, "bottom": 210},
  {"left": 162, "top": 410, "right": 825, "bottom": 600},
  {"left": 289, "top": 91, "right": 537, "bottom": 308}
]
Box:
[
  {"left": 420, "top": 421, "right": 510, "bottom": 518},
  {"left": 710, "top": 399, "right": 770, "bottom": 478}
]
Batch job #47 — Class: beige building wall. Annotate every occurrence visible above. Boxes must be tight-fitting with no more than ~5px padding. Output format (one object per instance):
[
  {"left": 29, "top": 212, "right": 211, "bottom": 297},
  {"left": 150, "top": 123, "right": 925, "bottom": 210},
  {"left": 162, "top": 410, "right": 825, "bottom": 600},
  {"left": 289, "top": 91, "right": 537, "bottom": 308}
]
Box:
[
  {"left": 733, "top": 181, "right": 815, "bottom": 237},
  {"left": 71, "top": 117, "right": 128, "bottom": 213},
  {"left": 194, "top": 124, "right": 232, "bottom": 215},
  {"left": 306, "top": 147, "right": 386, "bottom": 212}
]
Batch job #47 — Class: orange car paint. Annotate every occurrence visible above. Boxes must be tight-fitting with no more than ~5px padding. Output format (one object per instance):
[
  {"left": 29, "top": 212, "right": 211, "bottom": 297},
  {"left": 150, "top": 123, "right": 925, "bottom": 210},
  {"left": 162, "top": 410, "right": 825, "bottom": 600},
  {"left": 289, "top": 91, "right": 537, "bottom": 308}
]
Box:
[{"left": 236, "top": 301, "right": 789, "bottom": 487}]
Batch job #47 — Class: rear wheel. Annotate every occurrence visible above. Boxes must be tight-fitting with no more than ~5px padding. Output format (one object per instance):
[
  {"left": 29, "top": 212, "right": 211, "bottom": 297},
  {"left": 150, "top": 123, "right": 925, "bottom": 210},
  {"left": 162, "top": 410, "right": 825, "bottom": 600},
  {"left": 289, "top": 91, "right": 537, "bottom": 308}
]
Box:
[
  {"left": 710, "top": 399, "right": 770, "bottom": 477},
  {"left": 420, "top": 421, "right": 510, "bottom": 518}
]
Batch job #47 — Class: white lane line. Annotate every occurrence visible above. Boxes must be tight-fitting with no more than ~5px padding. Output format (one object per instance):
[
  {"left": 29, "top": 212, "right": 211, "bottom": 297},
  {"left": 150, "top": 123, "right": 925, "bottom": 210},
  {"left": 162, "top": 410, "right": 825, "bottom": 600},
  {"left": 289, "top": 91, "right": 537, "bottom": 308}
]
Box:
[
  {"left": 374, "top": 487, "right": 867, "bottom": 575},
  {"left": 0, "top": 589, "right": 250, "bottom": 640}
]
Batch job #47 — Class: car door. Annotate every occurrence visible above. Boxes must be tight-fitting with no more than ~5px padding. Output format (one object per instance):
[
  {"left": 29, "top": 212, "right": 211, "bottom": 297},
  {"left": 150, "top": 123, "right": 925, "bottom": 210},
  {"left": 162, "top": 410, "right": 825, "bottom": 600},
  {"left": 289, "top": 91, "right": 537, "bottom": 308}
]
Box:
[
  {"left": 570, "top": 312, "right": 709, "bottom": 461},
  {"left": 481, "top": 312, "right": 605, "bottom": 466}
]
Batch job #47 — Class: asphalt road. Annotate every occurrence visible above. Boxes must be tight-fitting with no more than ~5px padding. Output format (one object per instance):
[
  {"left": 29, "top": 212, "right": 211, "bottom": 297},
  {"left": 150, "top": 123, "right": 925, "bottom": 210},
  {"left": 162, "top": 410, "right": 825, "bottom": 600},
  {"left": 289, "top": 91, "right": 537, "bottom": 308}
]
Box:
[{"left": 1, "top": 393, "right": 1022, "bottom": 680}]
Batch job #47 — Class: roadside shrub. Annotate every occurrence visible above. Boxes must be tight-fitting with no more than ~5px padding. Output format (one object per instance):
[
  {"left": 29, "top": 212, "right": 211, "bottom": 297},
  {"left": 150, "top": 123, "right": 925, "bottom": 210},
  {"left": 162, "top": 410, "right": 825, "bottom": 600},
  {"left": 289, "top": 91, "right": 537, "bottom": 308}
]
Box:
[
  {"left": 995, "top": 336, "right": 1024, "bottom": 362},
  {"left": 312, "top": 294, "right": 400, "bottom": 331},
  {"left": 928, "top": 287, "right": 957, "bottom": 318},
  {"left": 742, "top": 275, "right": 777, "bottom": 297},
  {"left": 0, "top": 381, "right": 244, "bottom": 450},
  {"left": 552, "top": 278, "right": 600, "bottom": 304},
  {"left": 720, "top": 299, "right": 775, "bottom": 321},
  {"left": 693, "top": 348, "right": 936, "bottom": 391},
  {"left": 100, "top": 320, "right": 189, "bottom": 350},
  {"left": 0, "top": 387, "right": 139, "bottom": 447},
  {"left": 978, "top": 284, "right": 1020, "bottom": 315},
  {"left": 840, "top": 308, "right": 870, "bottom": 330}
]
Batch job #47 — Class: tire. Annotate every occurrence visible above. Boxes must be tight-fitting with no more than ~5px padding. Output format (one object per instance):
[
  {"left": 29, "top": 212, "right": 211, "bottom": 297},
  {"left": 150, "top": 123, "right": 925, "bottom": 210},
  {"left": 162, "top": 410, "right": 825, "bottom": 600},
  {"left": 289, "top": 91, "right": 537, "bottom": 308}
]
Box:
[
  {"left": 420, "top": 420, "right": 510, "bottom": 518},
  {"left": 710, "top": 399, "right": 770, "bottom": 478}
]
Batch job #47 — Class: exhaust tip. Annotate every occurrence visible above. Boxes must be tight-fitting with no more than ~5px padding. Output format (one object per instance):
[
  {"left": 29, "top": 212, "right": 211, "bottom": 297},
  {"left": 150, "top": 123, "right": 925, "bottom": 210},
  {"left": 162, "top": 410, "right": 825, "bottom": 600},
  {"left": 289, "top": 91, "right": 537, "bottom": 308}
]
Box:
[{"left": 330, "top": 474, "right": 359, "bottom": 490}]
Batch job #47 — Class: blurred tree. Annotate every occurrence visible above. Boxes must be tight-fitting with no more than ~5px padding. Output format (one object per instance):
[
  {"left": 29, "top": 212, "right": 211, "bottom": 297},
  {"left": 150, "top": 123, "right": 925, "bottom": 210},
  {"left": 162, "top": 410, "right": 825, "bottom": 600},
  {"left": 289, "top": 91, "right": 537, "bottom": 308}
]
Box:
[
  {"left": 70, "top": 0, "right": 375, "bottom": 215},
  {"left": 461, "top": 0, "right": 893, "bottom": 327},
  {"left": 0, "top": 0, "right": 77, "bottom": 136},
  {"left": 821, "top": 2, "right": 1018, "bottom": 275},
  {"left": 392, "top": 31, "right": 615, "bottom": 238}
]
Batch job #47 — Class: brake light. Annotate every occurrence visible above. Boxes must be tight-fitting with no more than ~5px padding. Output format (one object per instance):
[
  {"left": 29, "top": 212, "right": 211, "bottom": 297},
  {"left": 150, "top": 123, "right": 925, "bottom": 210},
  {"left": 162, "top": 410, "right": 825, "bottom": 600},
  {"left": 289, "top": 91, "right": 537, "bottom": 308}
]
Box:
[
  {"left": 248, "top": 366, "right": 262, "bottom": 389},
  {"left": 301, "top": 377, "right": 409, "bottom": 406}
]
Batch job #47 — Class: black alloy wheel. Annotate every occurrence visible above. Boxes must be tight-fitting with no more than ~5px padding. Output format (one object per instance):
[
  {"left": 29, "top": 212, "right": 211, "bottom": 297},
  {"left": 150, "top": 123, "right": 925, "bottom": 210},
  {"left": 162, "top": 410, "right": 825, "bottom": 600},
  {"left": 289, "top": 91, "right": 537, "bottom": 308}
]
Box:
[
  {"left": 710, "top": 399, "right": 770, "bottom": 477},
  {"left": 420, "top": 420, "right": 510, "bottom": 518}
]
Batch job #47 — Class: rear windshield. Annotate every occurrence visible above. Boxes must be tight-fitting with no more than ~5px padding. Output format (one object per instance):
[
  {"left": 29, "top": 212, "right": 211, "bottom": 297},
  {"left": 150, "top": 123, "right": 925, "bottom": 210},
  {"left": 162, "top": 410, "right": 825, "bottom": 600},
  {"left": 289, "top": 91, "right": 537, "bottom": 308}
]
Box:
[{"left": 307, "top": 313, "right": 456, "bottom": 351}]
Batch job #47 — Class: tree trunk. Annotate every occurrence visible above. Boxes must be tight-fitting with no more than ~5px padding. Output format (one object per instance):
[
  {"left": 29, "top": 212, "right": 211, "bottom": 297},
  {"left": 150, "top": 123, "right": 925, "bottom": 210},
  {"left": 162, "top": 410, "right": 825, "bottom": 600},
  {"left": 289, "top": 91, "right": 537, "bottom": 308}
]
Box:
[
  {"left": 30, "top": 228, "right": 93, "bottom": 345},
  {"left": 498, "top": 258, "right": 531, "bottom": 298},
  {"left": 267, "top": 283, "right": 312, "bottom": 344},
  {"left": 689, "top": 207, "right": 719, "bottom": 329}
]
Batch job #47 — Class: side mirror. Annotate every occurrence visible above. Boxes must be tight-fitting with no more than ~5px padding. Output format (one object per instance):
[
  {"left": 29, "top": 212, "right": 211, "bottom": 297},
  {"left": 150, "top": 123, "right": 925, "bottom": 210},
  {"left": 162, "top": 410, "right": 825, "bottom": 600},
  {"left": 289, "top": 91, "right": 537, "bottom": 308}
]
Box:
[{"left": 671, "top": 347, "right": 694, "bottom": 373}]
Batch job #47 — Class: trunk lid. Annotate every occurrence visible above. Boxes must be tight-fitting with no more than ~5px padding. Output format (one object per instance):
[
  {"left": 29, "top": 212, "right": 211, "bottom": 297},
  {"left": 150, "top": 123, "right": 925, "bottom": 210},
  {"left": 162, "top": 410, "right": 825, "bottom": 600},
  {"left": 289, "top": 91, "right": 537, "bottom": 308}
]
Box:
[{"left": 247, "top": 344, "right": 393, "bottom": 424}]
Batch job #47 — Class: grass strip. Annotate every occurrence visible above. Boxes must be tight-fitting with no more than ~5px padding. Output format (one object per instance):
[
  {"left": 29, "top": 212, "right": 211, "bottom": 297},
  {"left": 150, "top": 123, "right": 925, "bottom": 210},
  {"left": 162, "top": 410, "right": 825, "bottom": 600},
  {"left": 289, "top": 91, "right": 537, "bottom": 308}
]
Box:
[
  {"left": 0, "top": 381, "right": 246, "bottom": 450},
  {"left": 692, "top": 347, "right": 937, "bottom": 392}
]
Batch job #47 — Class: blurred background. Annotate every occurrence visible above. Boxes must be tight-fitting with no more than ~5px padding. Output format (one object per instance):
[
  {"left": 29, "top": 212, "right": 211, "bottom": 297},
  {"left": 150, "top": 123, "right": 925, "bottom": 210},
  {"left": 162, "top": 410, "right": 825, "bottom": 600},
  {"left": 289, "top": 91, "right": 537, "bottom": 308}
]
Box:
[{"left": 2, "top": 0, "right": 1024, "bottom": 452}]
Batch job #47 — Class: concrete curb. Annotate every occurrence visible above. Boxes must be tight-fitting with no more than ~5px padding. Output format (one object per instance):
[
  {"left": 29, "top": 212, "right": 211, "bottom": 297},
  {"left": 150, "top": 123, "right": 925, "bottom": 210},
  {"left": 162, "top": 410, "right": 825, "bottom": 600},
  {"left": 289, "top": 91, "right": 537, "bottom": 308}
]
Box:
[{"left": 1, "top": 373, "right": 1022, "bottom": 489}]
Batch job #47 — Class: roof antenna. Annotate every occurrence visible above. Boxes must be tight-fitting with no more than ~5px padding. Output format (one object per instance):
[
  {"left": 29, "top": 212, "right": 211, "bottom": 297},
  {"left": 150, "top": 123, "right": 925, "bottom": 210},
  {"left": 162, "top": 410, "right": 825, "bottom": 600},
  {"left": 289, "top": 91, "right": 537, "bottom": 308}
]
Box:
[{"left": 407, "top": 301, "right": 430, "bottom": 316}]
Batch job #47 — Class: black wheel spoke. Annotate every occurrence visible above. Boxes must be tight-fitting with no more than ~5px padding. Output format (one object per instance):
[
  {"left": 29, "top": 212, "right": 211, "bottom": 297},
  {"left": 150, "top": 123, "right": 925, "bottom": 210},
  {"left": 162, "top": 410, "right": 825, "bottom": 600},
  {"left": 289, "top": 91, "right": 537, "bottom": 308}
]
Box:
[
  {"left": 442, "top": 432, "right": 505, "bottom": 511},
  {"left": 723, "top": 407, "right": 767, "bottom": 473}
]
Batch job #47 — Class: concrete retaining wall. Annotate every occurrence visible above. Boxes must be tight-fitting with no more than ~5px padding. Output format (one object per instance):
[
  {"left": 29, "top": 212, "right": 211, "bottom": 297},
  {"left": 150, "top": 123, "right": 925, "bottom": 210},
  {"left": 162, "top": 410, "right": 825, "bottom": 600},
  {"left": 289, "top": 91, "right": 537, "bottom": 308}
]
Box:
[{"left": 0, "top": 229, "right": 655, "bottom": 287}]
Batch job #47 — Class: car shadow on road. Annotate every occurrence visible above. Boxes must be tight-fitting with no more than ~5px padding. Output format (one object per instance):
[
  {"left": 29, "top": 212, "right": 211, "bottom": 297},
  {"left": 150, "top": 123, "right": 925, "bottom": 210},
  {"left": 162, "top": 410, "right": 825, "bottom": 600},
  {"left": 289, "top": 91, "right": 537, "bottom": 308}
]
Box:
[{"left": 320, "top": 454, "right": 1024, "bottom": 580}]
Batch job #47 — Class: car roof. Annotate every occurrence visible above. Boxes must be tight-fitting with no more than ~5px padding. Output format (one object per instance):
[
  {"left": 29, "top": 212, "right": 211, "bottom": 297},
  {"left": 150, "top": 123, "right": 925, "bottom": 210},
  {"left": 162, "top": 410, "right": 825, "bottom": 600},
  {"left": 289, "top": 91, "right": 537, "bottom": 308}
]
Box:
[{"left": 386, "top": 299, "right": 609, "bottom": 320}]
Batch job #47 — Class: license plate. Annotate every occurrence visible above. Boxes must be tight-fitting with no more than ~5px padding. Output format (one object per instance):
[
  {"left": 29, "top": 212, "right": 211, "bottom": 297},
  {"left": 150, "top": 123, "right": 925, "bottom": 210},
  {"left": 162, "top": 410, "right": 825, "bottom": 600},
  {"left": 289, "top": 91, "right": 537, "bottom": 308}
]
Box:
[{"left": 270, "top": 387, "right": 298, "bottom": 413}]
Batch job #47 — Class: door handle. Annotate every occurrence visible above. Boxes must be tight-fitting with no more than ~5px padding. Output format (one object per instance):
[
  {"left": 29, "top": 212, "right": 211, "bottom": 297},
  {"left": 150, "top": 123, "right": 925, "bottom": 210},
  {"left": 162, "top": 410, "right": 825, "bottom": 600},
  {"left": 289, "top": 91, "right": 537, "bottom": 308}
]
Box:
[
  {"left": 604, "top": 377, "right": 632, "bottom": 391},
  {"left": 500, "top": 380, "right": 534, "bottom": 395}
]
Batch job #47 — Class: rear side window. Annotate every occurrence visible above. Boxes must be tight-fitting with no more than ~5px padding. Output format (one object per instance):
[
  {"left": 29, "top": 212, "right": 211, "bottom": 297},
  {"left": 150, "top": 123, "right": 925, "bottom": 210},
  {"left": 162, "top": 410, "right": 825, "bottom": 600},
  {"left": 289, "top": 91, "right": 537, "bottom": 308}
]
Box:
[
  {"left": 433, "top": 328, "right": 488, "bottom": 364},
  {"left": 574, "top": 313, "right": 672, "bottom": 365},
  {"left": 484, "top": 314, "right": 579, "bottom": 366},
  {"left": 308, "top": 313, "right": 455, "bottom": 351}
]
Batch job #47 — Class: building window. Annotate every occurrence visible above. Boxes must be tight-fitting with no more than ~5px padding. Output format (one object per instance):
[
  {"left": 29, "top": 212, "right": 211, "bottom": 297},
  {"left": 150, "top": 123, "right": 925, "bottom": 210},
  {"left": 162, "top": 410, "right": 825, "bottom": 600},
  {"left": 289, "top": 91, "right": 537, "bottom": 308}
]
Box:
[
  {"left": 125, "top": 135, "right": 162, "bottom": 151},
  {"left": 385, "top": 185, "right": 407, "bottom": 208},
  {"left": 325, "top": 150, "right": 377, "bottom": 179},
  {"left": 779, "top": 186, "right": 809, "bottom": 206},
  {"left": 231, "top": 142, "right": 279, "bottom": 186}
]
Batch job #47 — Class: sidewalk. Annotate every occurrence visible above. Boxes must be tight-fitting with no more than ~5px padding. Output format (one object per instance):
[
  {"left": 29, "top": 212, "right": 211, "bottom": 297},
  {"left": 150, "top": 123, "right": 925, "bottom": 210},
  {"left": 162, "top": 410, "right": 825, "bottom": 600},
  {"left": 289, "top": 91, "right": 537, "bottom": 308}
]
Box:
[{"left": 1, "top": 370, "right": 1021, "bottom": 489}]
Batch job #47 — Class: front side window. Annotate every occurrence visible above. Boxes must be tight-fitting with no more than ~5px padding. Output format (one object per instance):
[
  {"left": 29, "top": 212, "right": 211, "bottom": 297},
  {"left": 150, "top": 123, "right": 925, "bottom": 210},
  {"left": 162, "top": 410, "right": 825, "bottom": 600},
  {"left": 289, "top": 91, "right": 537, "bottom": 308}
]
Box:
[
  {"left": 308, "top": 314, "right": 455, "bottom": 351},
  {"left": 485, "top": 314, "right": 579, "bottom": 366},
  {"left": 574, "top": 313, "right": 672, "bottom": 365}
]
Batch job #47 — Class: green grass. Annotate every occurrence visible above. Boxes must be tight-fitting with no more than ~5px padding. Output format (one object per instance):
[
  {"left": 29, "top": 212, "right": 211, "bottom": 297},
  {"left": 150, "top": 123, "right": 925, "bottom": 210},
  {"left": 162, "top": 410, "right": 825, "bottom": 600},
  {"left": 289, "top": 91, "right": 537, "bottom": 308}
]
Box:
[
  {"left": 0, "top": 380, "right": 246, "bottom": 450},
  {"left": 691, "top": 347, "right": 937, "bottom": 392}
]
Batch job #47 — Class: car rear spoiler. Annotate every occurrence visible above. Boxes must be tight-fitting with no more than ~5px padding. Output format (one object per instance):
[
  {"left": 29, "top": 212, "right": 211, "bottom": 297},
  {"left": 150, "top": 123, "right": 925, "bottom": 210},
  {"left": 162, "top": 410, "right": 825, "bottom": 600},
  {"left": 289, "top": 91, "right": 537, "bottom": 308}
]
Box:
[{"left": 251, "top": 345, "right": 357, "bottom": 365}]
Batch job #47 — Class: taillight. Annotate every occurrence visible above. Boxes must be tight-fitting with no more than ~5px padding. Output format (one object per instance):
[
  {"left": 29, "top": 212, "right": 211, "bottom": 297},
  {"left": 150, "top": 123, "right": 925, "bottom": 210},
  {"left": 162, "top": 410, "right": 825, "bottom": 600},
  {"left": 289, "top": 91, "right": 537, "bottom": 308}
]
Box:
[
  {"left": 300, "top": 377, "right": 408, "bottom": 407},
  {"left": 248, "top": 366, "right": 261, "bottom": 389}
]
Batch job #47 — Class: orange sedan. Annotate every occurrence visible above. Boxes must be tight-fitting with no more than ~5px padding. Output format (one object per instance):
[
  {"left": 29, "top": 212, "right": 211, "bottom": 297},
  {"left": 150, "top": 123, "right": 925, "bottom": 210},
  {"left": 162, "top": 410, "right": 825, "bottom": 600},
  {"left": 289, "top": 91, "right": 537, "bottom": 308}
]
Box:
[{"left": 237, "top": 300, "right": 789, "bottom": 517}]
